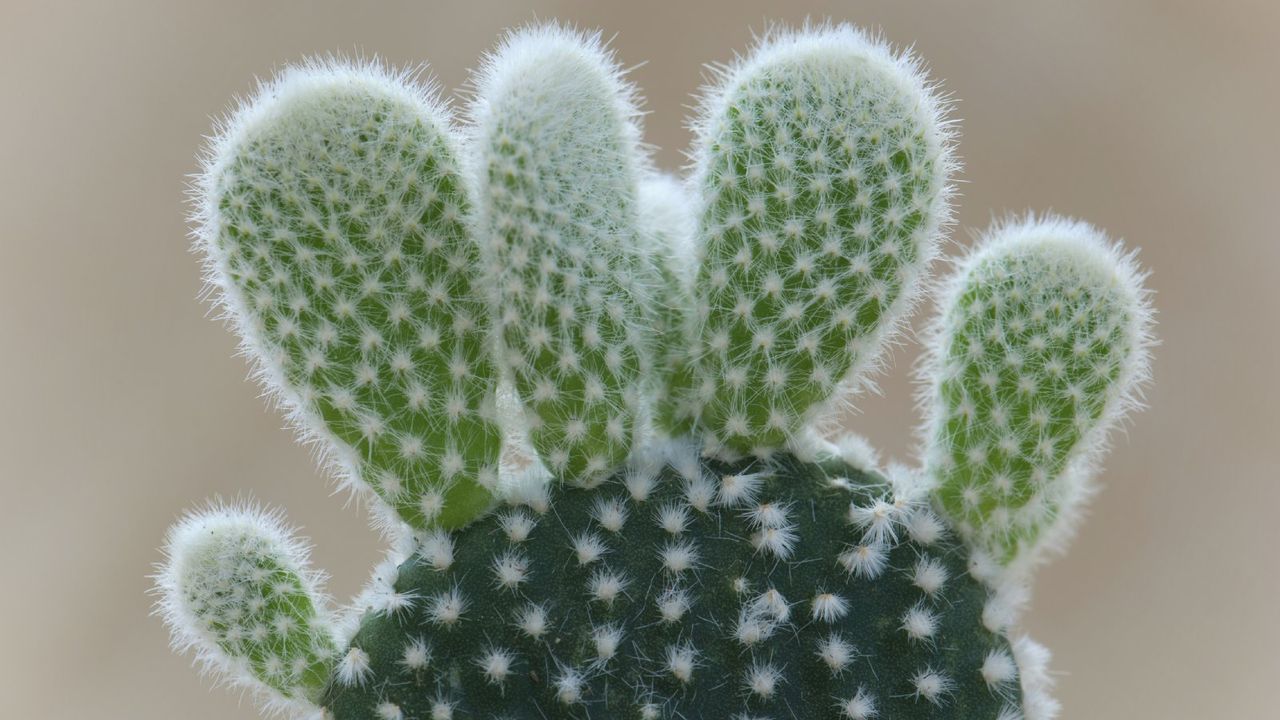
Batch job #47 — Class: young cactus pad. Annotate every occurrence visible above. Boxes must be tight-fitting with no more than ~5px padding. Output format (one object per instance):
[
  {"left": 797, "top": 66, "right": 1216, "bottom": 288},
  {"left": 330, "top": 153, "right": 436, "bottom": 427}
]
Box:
[
  {"left": 156, "top": 504, "right": 338, "bottom": 709},
  {"left": 470, "top": 27, "right": 659, "bottom": 486},
  {"left": 664, "top": 27, "right": 953, "bottom": 454},
  {"left": 159, "top": 22, "right": 1154, "bottom": 720},
  {"left": 196, "top": 61, "right": 502, "bottom": 529},
  {"left": 922, "top": 216, "right": 1153, "bottom": 569}
]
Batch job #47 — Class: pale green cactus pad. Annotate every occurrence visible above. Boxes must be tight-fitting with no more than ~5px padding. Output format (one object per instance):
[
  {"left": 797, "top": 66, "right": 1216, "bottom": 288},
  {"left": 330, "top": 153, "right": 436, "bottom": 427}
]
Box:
[
  {"left": 158, "top": 22, "right": 1153, "bottom": 720},
  {"left": 663, "top": 28, "right": 951, "bottom": 454},
  {"left": 157, "top": 506, "right": 337, "bottom": 704},
  {"left": 470, "top": 28, "right": 659, "bottom": 486},
  {"left": 923, "top": 217, "right": 1152, "bottom": 567},
  {"left": 200, "top": 63, "right": 502, "bottom": 529}
]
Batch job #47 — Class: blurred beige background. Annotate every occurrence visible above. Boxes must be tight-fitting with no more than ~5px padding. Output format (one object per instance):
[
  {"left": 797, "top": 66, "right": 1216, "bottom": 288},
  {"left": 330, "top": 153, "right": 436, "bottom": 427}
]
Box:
[{"left": 2, "top": 1, "right": 1277, "bottom": 718}]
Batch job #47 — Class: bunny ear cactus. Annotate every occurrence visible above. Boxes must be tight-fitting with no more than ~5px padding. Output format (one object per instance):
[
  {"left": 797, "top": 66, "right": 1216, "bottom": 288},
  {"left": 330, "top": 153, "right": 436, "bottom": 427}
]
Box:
[{"left": 158, "top": 22, "right": 1155, "bottom": 720}]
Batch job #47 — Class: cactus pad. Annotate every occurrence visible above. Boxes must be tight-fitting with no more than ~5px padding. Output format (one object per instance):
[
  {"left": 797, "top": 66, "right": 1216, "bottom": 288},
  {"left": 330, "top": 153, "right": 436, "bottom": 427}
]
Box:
[
  {"left": 471, "top": 27, "right": 658, "bottom": 486},
  {"left": 923, "top": 217, "right": 1152, "bottom": 567},
  {"left": 199, "top": 62, "right": 502, "bottom": 529},
  {"left": 157, "top": 505, "right": 338, "bottom": 706},
  {"left": 324, "top": 448, "right": 1023, "bottom": 720},
  {"left": 664, "top": 28, "right": 952, "bottom": 454}
]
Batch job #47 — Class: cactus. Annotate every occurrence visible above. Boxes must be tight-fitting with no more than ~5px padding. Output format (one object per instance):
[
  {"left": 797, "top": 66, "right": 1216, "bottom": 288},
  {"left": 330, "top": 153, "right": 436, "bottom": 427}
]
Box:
[{"left": 158, "top": 23, "right": 1154, "bottom": 720}]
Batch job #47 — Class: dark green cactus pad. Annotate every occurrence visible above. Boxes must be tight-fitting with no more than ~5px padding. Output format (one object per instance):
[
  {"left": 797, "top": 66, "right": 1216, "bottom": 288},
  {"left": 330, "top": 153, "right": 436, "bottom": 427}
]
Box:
[{"left": 323, "top": 447, "right": 1022, "bottom": 719}]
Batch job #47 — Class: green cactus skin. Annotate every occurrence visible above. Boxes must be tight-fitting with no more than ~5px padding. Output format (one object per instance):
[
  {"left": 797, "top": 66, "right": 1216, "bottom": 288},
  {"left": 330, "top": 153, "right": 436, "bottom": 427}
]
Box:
[
  {"left": 471, "top": 26, "right": 659, "bottom": 487},
  {"left": 323, "top": 448, "right": 1023, "bottom": 720},
  {"left": 199, "top": 62, "right": 502, "bottom": 529},
  {"left": 157, "top": 506, "right": 338, "bottom": 707},
  {"left": 923, "top": 216, "right": 1153, "bottom": 567},
  {"left": 664, "top": 27, "right": 953, "bottom": 456}
]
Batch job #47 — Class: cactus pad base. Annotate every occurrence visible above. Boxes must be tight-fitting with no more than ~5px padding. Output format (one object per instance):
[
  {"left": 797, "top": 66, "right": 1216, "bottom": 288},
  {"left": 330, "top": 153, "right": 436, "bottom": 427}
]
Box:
[{"left": 324, "top": 446, "right": 1023, "bottom": 719}]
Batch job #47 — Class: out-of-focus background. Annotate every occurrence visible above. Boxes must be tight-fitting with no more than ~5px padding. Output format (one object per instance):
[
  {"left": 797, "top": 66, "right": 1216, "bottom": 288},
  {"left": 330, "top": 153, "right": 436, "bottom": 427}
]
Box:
[{"left": 2, "top": 1, "right": 1276, "bottom": 718}]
